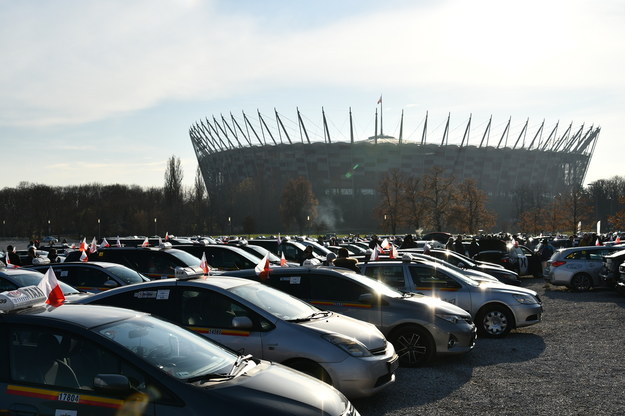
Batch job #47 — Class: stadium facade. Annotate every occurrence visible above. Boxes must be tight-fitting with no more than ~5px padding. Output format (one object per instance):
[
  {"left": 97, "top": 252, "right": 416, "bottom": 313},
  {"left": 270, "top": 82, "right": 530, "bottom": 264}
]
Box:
[{"left": 189, "top": 108, "right": 600, "bottom": 234}]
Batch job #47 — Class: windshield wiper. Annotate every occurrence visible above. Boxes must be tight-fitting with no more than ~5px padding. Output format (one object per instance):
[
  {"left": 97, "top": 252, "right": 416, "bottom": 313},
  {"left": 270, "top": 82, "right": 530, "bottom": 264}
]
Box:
[
  {"left": 186, "top": 372, "right": 236, "bottom": 382},
  {"left": 286, "top": 311, "right": 331, "bottom": 323}
]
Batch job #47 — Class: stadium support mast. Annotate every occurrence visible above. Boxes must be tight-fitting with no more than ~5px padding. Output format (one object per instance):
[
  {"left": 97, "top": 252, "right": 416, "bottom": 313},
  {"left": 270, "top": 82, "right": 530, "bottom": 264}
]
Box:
[
  {"left": 322, "top": 107, "right": 331, "bottom": 144},
  {"left": 512, "top": 118, "right": 528, "bottom": 150},
  {"left": 349, "top": 107, "right": 354, "bottom": 144},
  {"left": 275, "top": 109, "right": 292, "bottom": 145},
  {"left": 421, "top": 111, "right": 428, "bottom": 145},
  {"left": 479, "top": 116, "right": 492, "bottom": 148},
  {"left": 528, "top": 119, "right": 544, "bottom": 150},
  {"left": 297, "top": 107, "right": 311, "bottom": 144},
  {"left": 399, "top": 109, "right": 404, "bottom": 144},
  {"left": 441, "top": 113, "right": 450, "bottom": 146},
  {"left": 460, "top": 114, "right": 471, "bottom": 147},
  {"left": 497, "top": 117, "right": 511, "bottom": 148}
]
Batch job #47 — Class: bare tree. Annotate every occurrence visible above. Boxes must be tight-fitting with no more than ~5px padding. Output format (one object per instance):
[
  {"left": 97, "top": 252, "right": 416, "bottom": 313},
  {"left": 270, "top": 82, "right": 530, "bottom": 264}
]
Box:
[
  {"left": 280, "top": 177, "right": 318, "bottom": 235},
  {"left": 375, "top": 169, "right": 405, "bottom": 235},
  {"left": 421, "top": 167, "right": 456, "bottom": 231},
  {"left": 402, "top": 175, "right": 426, "bottom": 233},
  {"left": 448, "top": 179, "right": 495, "bottom": 234}
]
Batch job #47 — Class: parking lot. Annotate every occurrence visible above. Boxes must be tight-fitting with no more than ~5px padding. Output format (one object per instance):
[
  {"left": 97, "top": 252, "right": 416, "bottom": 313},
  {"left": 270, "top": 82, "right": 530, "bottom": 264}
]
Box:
[{"left": 352, "top": 277, "right": 625, "bottom": 415}]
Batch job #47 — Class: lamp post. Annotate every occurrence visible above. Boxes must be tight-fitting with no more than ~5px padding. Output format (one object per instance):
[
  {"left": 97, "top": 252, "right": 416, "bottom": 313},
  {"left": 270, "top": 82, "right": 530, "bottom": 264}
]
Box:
[
  {"left": 307, "top": 215, "right": 310, "bottom": 236},
  {"left": 154, "top": 218, "right": 157, "bottom": 236},
  {"left": 98, "top": 218, "right": 101, "bottom": 239},
  {"left": 228, "top": 217, "right": 232, "bottom": 235},
  {"left": 47, "top": 220, "right": 51, "bottom": 235}
]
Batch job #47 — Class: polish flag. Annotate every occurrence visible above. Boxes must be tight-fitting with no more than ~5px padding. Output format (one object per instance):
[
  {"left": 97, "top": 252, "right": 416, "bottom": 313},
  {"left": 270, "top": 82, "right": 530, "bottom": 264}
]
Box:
[
  {"left": 100, "top": 238, "right": 110, "bottom": 248},
  {"left": 280, "top": 252, "right": 288, "bottom": 267},
  {"left": 115, "top": 236, "right": 122, "bottom": 247},
  {"left": 70, "top": 243, "right": 77, "bottom": 249},
  {"left": 37, "top": 267, "right": 65, "bottom": 307},
  {"left": 79, "top": 250, "right": 89, "bottom": 262},
  {"left": 89, "top": 237, "right": 98, "bottom": 253},
  {"left": 616, "top": 236, "right": 621, "bottom": 244},
  {"left": 596, "top": 238, "right": 601, "bottom": 246},
  {"left": 389, "top": 245, "right": 398, "bottom": 259},
  {"left": 158, "top": 236, "right": 163, "bottom": 246},
  {"left": 79, "top": 238, "right": 87, "bottom": 252},
  {"left": 370, "top": 247, "right": 380, "bottom": 261},
  {"left": 165, "top": 232, "right": 169, "bottom": 241},
  {"left": 255, "top": 252, "right": 271, "bottom": 280},
  {"left": 141, "top": 237, "right": 149, "bottom": 247},
  {"left": 380, "top": 238, "right": 390, "bottom": 250},
  {"left": 200, "top": 252, "right": 210, "bottom": 275}
]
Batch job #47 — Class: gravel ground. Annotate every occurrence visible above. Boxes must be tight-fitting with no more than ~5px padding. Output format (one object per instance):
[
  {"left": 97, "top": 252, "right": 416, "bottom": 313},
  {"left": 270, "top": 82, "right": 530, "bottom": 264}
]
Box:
[{"left": 352, "top": 277, "right": 625, "bottom": 416}]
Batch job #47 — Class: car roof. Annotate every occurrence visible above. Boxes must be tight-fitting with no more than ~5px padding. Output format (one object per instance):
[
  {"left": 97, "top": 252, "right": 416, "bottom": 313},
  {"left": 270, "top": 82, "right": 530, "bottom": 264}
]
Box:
[
  {"left": 2, "top": 303, "right": 147, "bottom": 329},
  {"left": 27, "top": 261, "right": 125, "bottom": 270}
]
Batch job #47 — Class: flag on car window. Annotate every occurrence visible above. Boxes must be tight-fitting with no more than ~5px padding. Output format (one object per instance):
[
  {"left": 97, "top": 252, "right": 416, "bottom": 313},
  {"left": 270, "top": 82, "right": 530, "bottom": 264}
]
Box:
[
  {"left": 141, "top": 237, "right": 149, "bottom": 247},
  {"left": 280, "top": 252, "right": 288, "bottom": 267},
  {"left": 200, "top": 252, "right": 210, "bottom": 275},
  {"left": 89, "top": 237, "right": 98, "bottom": 253},
  {"left": 100, "top": 238, "right": 111, "bottom": 248},
  {"left": 79, "top": 237, "right": 87, "bottom": 252},
  {"left": 389, "top": 244, "right": 398, "bottom": 259},
  {"left": 255, "top": 252, "right": 270, "bottom": 280},
  {"left": 80, "top": 250, "right": 88, "bottom": 262},
  {"left": 37, "top": 267, "right": 65, "bottom": 307}
]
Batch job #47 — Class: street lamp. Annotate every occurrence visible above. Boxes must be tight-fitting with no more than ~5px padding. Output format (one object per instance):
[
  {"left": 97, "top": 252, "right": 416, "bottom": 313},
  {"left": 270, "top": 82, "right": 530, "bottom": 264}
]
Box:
[
  {"left": 47, "top": 220, "right": 51, "bottom": 235},
  {"left": 154, "top": 218, "right": 157, "bottom": 236},
  {"left": 98, "top": 218, "right": 101, "bottom": 239},
  {"left": 228, "top": 217, "right": 232, "bottom": 235}
]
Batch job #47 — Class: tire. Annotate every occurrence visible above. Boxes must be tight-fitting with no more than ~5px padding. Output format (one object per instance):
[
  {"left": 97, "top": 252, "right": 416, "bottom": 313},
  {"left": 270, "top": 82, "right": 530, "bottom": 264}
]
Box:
[
  {"left": 476, "top": 305, "right": 513, "bottom": 338},
  {"left": 570, "top": 273, "right": 593, "bottom": 292},
  {"left": 284, "top": 359, "right": 332, "bottom": 385},
  {"left": 390, "top": 326, "right": 435, "bottom": 367}
]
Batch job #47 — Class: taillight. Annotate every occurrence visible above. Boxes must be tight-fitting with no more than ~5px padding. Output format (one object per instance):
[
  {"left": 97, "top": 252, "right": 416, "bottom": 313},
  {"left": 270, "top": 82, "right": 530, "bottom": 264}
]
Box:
[{"left": 551, "top": 261, "right": 566, "bottom": 267}]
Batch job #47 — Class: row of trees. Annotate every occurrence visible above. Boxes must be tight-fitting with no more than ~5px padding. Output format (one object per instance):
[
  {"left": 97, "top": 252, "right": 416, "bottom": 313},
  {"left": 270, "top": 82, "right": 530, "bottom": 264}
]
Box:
[
  {"left": 2, "top": 154, "right": 625, "bottom": 239},
  {"left": 374, "top": 168, "right": 496, "bottom": 235}
]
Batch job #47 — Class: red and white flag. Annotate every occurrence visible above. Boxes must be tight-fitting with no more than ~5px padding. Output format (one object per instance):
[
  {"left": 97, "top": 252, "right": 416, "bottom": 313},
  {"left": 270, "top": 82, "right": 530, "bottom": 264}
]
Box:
[
  {"left": 141, "top": 237, "right": 149, "bottom": 247},
  {"left": 79, "top": 238, "right": 87, "bottom": 252},
  {"left": 380, "top": 238, "right": 390, "bottom": 250},
  {"left": 165, "top": 232, "right": 169, "bottom": 241},
  {"left": 79, "top": 250, "right": 88, "bottom": 262},
  {"left": 370, "top": 247, "right": 380, "bottom": 261},
  {"left": 389, "top": 244, "right": 398, "bottom": 259},
  {"left": 100, "top": 238, "right": 111, "bottom": 248},
  {"left": 115, "top": 236, "right": 122, "bottom": 247},
  {"left": 89, "top": 237, "right": 98, "bottom": 253},
  {"left": 280, "top": 252, "right": 288, "bottom": 267},
  {"left": 616, "top": 236, "right": 622, "bottom": 244},
  {"left": 200, "top": 252, "right": 210, "bottom": 275},
  {"left": 596, "top": 238, "right": 601, "bottom": 246},
  {"left": 377, "top": 95, "right": 382, "bottom": 104},
  {"left": 37, "top": 267, "right": 65, "bottom": 307},
  {"left": 255, "top": 252, "right": 270, "bottom": 280}
]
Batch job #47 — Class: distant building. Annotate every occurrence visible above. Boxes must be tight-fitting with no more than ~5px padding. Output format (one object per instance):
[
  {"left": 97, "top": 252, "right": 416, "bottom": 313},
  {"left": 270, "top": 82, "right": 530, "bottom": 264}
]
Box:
[{"left": 189, "top": 109, "right": 599, "bottom": 233}]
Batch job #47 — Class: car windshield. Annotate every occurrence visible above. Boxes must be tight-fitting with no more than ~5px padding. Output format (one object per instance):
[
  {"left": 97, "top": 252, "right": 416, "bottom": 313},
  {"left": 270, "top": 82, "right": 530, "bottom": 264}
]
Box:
[
  {"left": 330, "top": 268, "right": 407, "bottom": 297},
  {"left": 425, "top": 261, "right": 479, "bottom": 287},
  {"left": 229, "top": 282, "right": 318, "bottom": 321},
  {"left": 438, "top": 250, "right": 477, "bottom": 267},
  {"left": 167, "top": 249, "right": 202, "bottom": 266},
  {"left": 8, "top": 271, "right": 81, "bottom": 295},
  {"left": 107, "top": 265, "right": 149, "bottom": 284},
  {"left": 246, "top": 245, "right": 281, "bottom": 263},
  {"left": 95, "top": 314, "right": 237, "bottom": 380}
]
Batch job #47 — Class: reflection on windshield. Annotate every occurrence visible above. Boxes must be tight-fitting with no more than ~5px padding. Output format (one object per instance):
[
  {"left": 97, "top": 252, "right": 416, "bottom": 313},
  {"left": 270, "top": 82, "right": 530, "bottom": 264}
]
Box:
[
  {"left": 229, "top": 283, "right": 317, "bottom": 321},
  {"left": 95, "top": 315, "right": 236, "bottom": 379}
]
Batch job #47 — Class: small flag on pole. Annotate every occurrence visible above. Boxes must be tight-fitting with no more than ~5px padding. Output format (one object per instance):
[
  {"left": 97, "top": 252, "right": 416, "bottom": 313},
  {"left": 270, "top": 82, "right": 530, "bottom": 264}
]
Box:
[
  {"left": 37, "top": 267, "right": 65, "bottom": 307},
  {"left": 280, "top": 252, "right": 288, "bottom": 267},
  {"left": 200, "top": 252, "right": 210, "bottom": 275},
  {"left": 255, "top": 253, "right": 271, "bottom": 280}
]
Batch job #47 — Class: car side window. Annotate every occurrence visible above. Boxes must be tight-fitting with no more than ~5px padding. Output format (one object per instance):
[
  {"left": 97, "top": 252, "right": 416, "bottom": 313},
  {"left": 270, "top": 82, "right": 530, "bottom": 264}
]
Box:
[
  {"left": 0, "top": 277, "right": 17, "bottom": 292},
  {"left": 180, "top": 289, "right": 240, "bottom": 329},
  {"left": 267, "top": 274, "right": 310, "bottom": 299},
  {"left": 70, "top": 267, "right": 110, "bottom": 287},
  {"left": 90, "top": 287, "right": 178, "bottom": 322},
  {"left": 308, "top": 274, "right": 369, "bottom": 302},
  {"left": 363, "top": 265, "right": 405, "bottom": 289},
  {"left": 566, "top": 251, "right": 588, "bottom": 260},
  {"left": 409, "top": 266, "right": 459, "bottom": 289},
  {"left": 8, "top": 326, "right": 176, "bottom": 403}
]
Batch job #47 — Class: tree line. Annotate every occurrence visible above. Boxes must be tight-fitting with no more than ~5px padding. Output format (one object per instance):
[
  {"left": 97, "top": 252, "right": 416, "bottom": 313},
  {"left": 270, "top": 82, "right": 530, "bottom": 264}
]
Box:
[{"left": 2, "top": 155, "right": 625, "bottom": 239}]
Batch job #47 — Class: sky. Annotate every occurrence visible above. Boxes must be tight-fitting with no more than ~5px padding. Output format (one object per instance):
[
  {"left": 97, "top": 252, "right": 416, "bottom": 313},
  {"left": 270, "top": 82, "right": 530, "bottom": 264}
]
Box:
[{"left": 1, "top": 0, "right": 623, "bottom": 190}]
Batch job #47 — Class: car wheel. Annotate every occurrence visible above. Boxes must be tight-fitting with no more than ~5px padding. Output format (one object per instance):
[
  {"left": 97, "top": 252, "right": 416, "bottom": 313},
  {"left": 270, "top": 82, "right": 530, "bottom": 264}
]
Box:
[
  {"left": 570, "top": 273, "right": 593, "bottom": 292},
  {"left": 477, "top": 305, "right": 513, "bottom": 338},
  {"left": 390, "top": 325, "right": 435, "bottom": 367},
  {"left": 284, "top": 359, "right": 332, "bottom": 385}
]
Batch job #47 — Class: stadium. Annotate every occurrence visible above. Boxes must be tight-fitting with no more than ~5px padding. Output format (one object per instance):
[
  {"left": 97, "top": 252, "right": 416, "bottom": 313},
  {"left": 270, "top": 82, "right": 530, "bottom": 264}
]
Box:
[{"left": 189, "top": 107, "right": 600, "bottom": 233}]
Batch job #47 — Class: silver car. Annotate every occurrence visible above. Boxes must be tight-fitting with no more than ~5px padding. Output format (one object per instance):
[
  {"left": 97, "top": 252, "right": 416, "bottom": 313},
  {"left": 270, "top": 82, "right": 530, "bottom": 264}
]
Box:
[
  {"left": 74, "top": 276, "right": 397, "bottom": 399},
  {"left": 222, "top": 266, "right": 477, "bottom": 367},
  {"left": 360, "top": 258, "right": 543, "bottom": 337},
  {"left": 545, "top": 245, "right": 625, "bottom": 291}
]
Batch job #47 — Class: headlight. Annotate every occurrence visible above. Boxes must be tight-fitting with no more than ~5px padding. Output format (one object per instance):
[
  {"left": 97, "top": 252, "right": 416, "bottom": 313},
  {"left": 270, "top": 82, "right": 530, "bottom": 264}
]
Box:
[
  {"left": 435, "top": 313, "right": 465, "bottom": 324},
  {"left": 513, "top": 294, "right": 538, "bottom": 304},
  {"left": 322, "top": 334, "right": 372, "bottom": 357}
]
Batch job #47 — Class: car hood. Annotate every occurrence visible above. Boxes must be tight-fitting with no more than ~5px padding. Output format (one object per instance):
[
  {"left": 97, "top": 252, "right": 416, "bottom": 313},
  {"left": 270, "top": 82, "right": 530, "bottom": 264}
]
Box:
[
  {"left": 298, "top": 312, "right": 387, "bottom": 351},
  {"left": 477, "top": 281, "right": 538, "bottom": 297},
  {"left": 213, "top": 360, "right": 350, "bottom": 415},
  {"left": 462, "top": 269, "right": 500, "bottom": 282}
]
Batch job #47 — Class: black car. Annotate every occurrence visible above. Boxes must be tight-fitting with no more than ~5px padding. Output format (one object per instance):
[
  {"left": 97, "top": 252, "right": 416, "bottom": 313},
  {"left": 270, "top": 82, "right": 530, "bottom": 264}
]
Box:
[
  {"left": 0, "top": 286, "right": 356, "bottom": 416},
  {"left": 599, "top": 250, "right": 625, "bottom": 290},
  {"left": 25, "top": 261, "right": 149, "bottom": 293},
  {"left": 174, "top": 244, "right": 264, "bottom": 270},
  {"left": 64, "top": 246, "right": 203, "bottom": 280}
]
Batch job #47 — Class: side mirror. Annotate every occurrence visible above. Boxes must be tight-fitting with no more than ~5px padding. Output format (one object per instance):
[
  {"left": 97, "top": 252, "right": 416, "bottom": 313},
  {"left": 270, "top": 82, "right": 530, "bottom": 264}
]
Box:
[
  {"left": 358, "top": 293, "right": 376, "bottom": 304},
  {"left": 232, "top": 316, "right": 254, "bottom": 329},
  {"left": 457, "top": 262, "right": 466, "bottom": 269},
  {"left": 103, "top": 280, "right": 119, "bottom": 288},
  {"left": 93, "top": 374, "right": 132, "bottom": 395}
]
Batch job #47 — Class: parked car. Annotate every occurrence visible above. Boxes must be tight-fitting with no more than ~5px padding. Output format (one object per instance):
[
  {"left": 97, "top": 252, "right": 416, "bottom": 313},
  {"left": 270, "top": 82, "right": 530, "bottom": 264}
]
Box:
[
  {"left": 599, "top": 249, "right": 625, "bottom": 290},
  {"left": 234, "top": 243, "right": 299, "bottom": 267},
  {"left": 248, "top": 239, "right": 325, "bottom": 263},
  {"left": 359, "top": 257, "right": 543, "bottom": 337},
  {"left": 399, "top": 252, "right": 501, "bottom": 284},
  {"left": 74, "top": 275, "right": 398, "bottom": 398},
  {"left": 545, "top": 245, "right": 625, "bottom": 291},
  {"left": 65, "top": 245, "right": 203, "bottom": 280},
  {"left": 0, "top": 286, "right": 357, "bottom": 416},
  {"left": 174, "top": 244, "right": 265, "bottom": 271},
  {"left": 0, "top": 267, "right": 89, "bottom": 302},
  {"left": 220, "top": 266, "right": 477, "bottom": 367},
  {"left": 401, "top": 248, "right": 522, "bottom": 286},
  {"left": 25, "top": 261, "right": 149, "bottom": 293}
]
